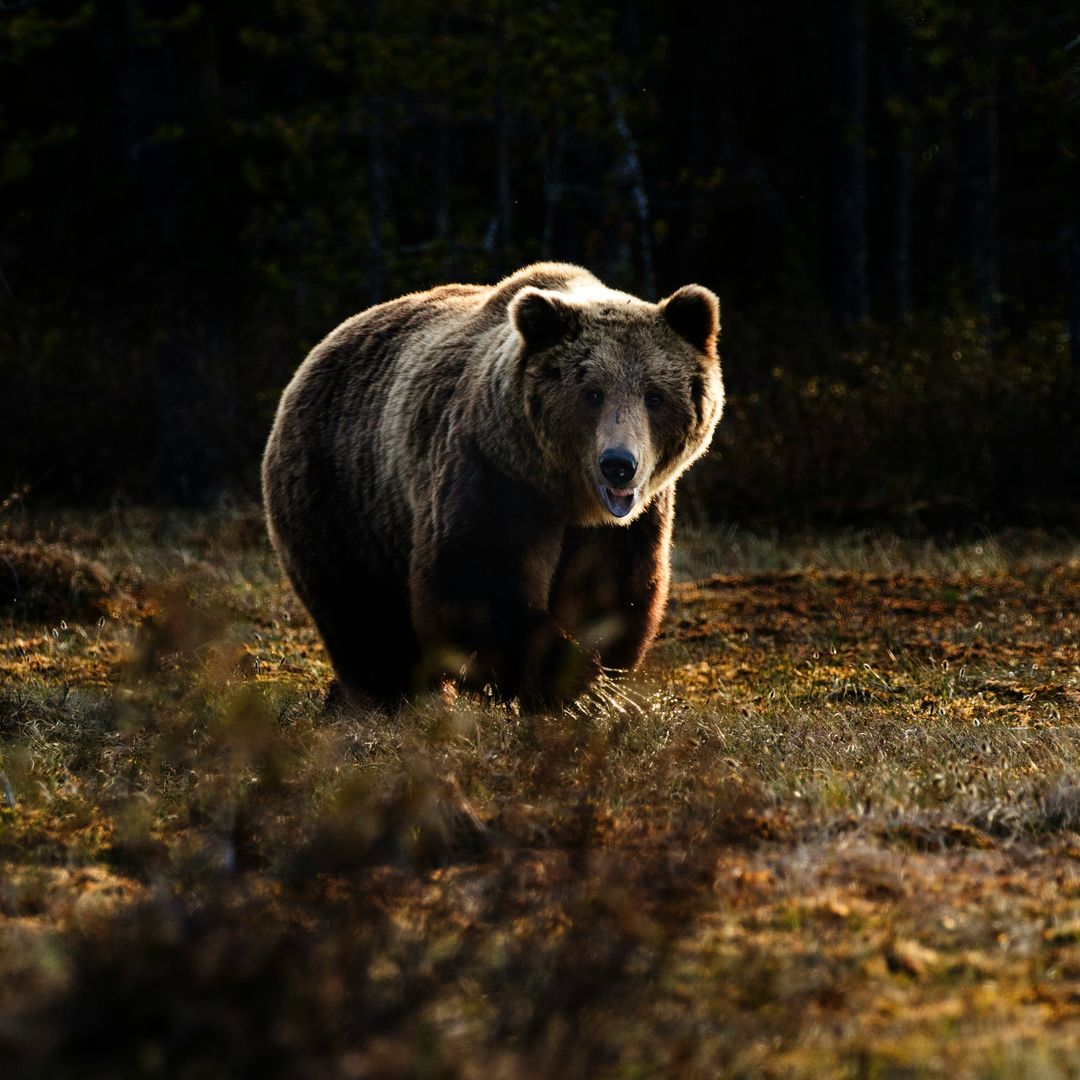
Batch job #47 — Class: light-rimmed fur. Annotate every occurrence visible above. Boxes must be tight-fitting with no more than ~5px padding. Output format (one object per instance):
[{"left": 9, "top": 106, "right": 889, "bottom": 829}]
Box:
[{"left": 263, "top": 262, "right": 723, "bottom": 708}]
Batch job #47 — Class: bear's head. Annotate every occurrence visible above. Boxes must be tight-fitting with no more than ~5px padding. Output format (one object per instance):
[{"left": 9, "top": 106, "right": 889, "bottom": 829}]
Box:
[{"left": 510, "top": 282, "right": 724, "bottom": 525}]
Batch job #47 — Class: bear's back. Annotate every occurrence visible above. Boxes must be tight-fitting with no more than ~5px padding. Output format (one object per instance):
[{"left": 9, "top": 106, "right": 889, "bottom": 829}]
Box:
[{"left": 265, "top": 264, "right": 606, "bottom": 563}]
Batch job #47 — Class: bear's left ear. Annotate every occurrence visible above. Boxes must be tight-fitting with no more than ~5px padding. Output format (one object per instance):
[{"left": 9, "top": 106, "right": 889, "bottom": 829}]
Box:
[
  {"left": 660, "top": 285, "right": 720, "bottom": 353},
  {"left": 510, "top": 287, "right": 581, "bottom": 355}
]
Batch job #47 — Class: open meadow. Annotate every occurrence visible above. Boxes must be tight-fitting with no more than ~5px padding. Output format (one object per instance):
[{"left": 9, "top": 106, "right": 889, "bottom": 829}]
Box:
[
  {"left": 6, "top": 2, "right": 1080, "bottom": 1075},
  {"left": 0, "top": 509, "right": 1078, "bottom": 1077}
]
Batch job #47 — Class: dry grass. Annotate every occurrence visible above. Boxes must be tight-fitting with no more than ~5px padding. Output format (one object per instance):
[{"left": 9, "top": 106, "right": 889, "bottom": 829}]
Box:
[
  {"left": 1, "top": 507, "right": 1079, "bottom": 1077},
  {"left": 0, "top": 540, "right": 136, "bottom": 624}
]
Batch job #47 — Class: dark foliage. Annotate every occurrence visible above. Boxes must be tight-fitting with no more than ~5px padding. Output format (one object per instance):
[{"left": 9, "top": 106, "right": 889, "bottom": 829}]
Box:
[{"left": 1, "top": 1, "right": 1077, "bottom": 521}]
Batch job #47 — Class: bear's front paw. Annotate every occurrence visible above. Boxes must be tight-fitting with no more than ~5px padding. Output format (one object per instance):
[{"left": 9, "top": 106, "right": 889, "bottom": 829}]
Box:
[{"left": 522, "top": 632, "right": 602, "bottom": 711}]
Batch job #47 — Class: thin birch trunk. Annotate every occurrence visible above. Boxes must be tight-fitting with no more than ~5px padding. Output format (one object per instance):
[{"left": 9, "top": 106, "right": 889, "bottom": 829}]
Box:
[{"left": 837, "top": 0, "right": 869, "bottom": 326}]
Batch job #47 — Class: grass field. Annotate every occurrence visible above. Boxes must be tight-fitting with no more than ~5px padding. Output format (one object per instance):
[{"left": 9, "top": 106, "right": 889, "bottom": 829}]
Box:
[{"left": 1, "top": 509, "right": 1079, "bottom": 1078}]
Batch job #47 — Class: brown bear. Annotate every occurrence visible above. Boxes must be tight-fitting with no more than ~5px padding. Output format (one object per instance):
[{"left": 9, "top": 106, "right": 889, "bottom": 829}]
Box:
[{"left": 262, "top": 262, "right": 723, "bottom": 709}]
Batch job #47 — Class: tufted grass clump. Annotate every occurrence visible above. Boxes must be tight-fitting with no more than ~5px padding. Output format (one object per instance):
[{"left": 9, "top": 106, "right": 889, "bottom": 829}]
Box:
[{"left": 0, "top": 541, "right": 137, "bottom": 624}]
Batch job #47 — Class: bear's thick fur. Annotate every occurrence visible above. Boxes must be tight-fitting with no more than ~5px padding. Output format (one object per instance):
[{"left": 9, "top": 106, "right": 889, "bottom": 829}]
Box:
[{"left": 262, "top": 263, "right": 723, "bottom": 708}]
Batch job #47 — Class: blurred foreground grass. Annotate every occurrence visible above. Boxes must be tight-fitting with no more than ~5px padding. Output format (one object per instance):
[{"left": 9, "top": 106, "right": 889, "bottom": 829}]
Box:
[{"left": 1, "top": 508, "right": 1079, "bottom": 1078}]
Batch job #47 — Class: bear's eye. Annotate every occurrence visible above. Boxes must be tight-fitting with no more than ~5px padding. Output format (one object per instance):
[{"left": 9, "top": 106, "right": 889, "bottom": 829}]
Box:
[
  {"left": 585, "top": 389, "right": 604, "bottom": 407},
  {"left": 645, "top": 391, "right": 663, "bottom": 410}
]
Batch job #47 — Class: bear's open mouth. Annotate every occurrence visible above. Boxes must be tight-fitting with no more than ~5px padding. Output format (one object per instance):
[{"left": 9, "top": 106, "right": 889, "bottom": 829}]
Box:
[{"left": 599, "top": 484, "right": 639, "bottom": 518}]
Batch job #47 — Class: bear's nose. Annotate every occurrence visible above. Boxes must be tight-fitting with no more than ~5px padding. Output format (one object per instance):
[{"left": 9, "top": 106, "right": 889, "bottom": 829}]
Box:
[{"left": 599, "top": 448, "right": 638, "bottom": 488}]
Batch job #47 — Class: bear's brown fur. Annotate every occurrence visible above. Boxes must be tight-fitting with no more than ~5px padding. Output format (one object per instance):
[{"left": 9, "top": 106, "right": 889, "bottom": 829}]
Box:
[{"left": 262, "top": 263, "right": 723, "bottom": 708}]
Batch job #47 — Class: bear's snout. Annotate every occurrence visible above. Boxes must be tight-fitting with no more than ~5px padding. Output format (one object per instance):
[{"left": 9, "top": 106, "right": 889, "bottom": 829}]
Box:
[{"left": 599, "top": 448, "right": 638, "bottom": 488}]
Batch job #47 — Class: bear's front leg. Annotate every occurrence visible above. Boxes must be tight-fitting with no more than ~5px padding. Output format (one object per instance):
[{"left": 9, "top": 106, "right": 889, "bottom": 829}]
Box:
[
  {"left": 549, "top": 486, "right": 675, "bottom": 671},
  {"left": 409, "top": 453, "right": 600, "bottom": 707}
]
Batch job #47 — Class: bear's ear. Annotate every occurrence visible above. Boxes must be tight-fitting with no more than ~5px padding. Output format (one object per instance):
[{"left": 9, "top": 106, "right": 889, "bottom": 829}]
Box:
[
  {"left": 510, "top": 287, "right": 580, "bottom": 355},
  {"left": 660, "top": 285, "right": 720, "bottom": 353}
]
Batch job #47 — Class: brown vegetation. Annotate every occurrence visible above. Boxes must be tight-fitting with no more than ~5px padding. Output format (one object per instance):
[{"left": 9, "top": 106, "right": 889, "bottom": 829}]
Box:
[
  {"left": 0, "top": 541, "right": 136, "bottom": 624},
  {"left": 0, "top": 511, "right": 1079, "bottom": 1076}
]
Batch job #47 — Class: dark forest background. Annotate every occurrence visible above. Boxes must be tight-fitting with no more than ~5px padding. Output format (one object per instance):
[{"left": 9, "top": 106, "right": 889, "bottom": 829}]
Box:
[{"left": 1, "top": 0, "right": 1078, "bottom": 526}]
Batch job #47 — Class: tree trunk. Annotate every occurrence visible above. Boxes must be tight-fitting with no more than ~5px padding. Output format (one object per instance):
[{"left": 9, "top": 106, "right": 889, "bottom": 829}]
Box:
[
  {"left": 368, "top": 104, "right": 388, "bottom": 303},
  {"left": 836, "top": 0, "right": 869, "bottom": 327},
  {"left": 493, "top": 79, "right": 512, "bottom": 276},
  {"left": 890, "top": 34, "right": 913, "bottom": 323},
  {"left": 893, "top": 147, "right": 912, "bottom": 323},
  {"left": 435, "top": 111, "right": 452, "bottom": 272},
  {"left": 367, "top": 0, "right": 388, "bottom": 302},
  {"left": 542, "top": 129, "right": 566, "bottom": 261},
  {"left": 1065, "top": 226, "right": 1080, "bottom": 367},
  {"left": 607, "top": 77, "right": 656, "bottom": 298},
  {"left": 489, "top": 7, "right": 513, "bottom": 278},
  {"left": 963, "top": 84, "right": 999, "bottom": 333},
  {"left": 122, "top": 0, "right": 219, "bottom": 504}
]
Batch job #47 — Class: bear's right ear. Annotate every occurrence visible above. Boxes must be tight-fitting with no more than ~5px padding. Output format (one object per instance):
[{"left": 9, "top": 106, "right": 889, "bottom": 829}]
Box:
[{"left": 510, "top": 287, "right": 580, "bottom": 355}]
